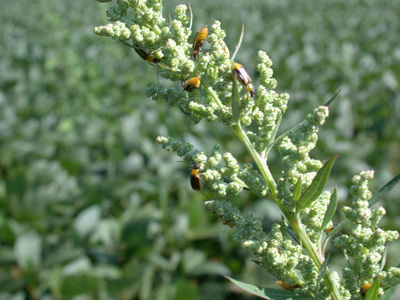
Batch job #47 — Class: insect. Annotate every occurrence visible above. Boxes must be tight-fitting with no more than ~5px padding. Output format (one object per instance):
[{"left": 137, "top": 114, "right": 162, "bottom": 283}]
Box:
[
  {"left": 276, "top": 281, "right": 302, "bottom": 291},
  {"left": 120, "top": 40, "right": 178, "bottom": 72},
  {"left": 183, "top": 77, "right": 201, "bottom": 91},
  {"left": 360, "top": 282, "right": 372, "bottom": 297},
  {"left": 133, "top": 47, "right": 161, "bottom": 64},
  {"left": 193, "top": 25, "right": 208, "bottom": 59},
  {"left": 325, "top": 226, "right": 335, "bottom": 234},
  {"left": 223, "top": 219, "right": 234, "bottom": 228},
  {"left": 232, "top": 62, "right": 255, "bottom": 98},
  {"left": 133, "top": 47, "right": 179, "bottom": 71},
  {"left": 190, "top": 164, "right": 202, "bottom": 191}
]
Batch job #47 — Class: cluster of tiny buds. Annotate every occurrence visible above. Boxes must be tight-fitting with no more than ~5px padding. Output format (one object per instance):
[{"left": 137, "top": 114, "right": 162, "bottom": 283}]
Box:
[
  {"left": 156, "top": 136, "right": 272, "bottom": 198},
  {"left": 254, "top": 224, "right": 319, "bottom": 295},
  {"left": 188, "top": 206, "right": 320, "bottom": 297},
  {"left": 277, "top": 106, "right": 328, "bottom": 210},
  {"left": 156, "top": 136, "right": 247, "bottom": 198},
  {"left": 203, "top": 196, "right": 314, "bottom": 291},
  {"left": 334, "top": 171, "right": 399, "bottom": 296},
  {"left": 95, "top": 1, "right": 288, "bottom": 134},
  {"left": 301, "top": 191, "right": 332, "bottom": 243}
]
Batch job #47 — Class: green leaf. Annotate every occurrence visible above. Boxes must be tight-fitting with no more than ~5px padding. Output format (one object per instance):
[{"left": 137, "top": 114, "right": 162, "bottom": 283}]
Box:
[
  {"left": 381, "top": 285, "right": 399, "bottom": 300},
  {"left": 365, "top": 277, "right": 380, "bottom": 300},
  {"left": 232, "top": 75, "right": 241, "bottom": 124},
  {"left": 225, "top": 276, "right": 317, "bottom": 300},
  {"left": 282, "top": 216, "right": 300, "bottom": 245},
  {"left": 293, "top": 177, "right": 302, "bottom": 202},
  {"left": 321, "top": 188, "right": 337, "bottom": 231},
  {"left": 14, "top": 232, "right": 42, "bottom": 270},
  {"left": 252, "top": 89, "right": 263, "bottom": 113},
  {"left": 380, "top": 245, "right": 388, "bottom": 273},
  {"left": 187, "top": 2, "right": 193, "bottom": 32},
  {"left": 176, "top": 279, "right": 199, "bottom": 300},
  {"left": 60, "top": 274, "right": 99, "bottom": 297},
  {"left": 0, "top": 215, "right": 15, "bottom": 244},
  {"left": 296, "top": 156, "right": 338, "bottom": 213},
  {"left": 369, "top": 173, "right": 400, "bottom": 207},
  {"left": 324, "top": 89, "right": 341, "bottom": 106},
  {"left": 231, "top": 23, "right": 244, "bottom": 62},
  {"left": 316, "top": 254, "right": 330, "bottom": 291},
  {"left": 73, "top": 205, "right": 101, "bottom": 237}
]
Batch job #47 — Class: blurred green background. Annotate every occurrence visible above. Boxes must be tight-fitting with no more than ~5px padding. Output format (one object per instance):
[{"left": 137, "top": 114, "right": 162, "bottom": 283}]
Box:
[{"left": 0, "top": 0, "right": 399, "bottom": 299}]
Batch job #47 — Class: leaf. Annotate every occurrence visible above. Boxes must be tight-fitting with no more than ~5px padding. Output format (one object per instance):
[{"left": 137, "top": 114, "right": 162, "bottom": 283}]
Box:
[
  {"left": 316, "top": 254, "right": 330, "bottom": 291},
  {"left": 176, "top": 279, "right": 198, "bottom": 300},
  {"left": 232, "top": 75, "right": 241, "bottom": 124},
  {"left": 225, "top": 277, "right": 316, "bottom": 300},
  {"left": 14, "top": 232, "right": 42, "bottom": 270},
  {"left": 267, "top": 113, "right": 283, "bottom": 148},
  {"left": 187, "top": 2, "right": 193, "bottom": 32},
  {"left": 60, "top": 274, "right": 99, "bottom": 297},
  {"left": 365, "top": 277, "right": 380, "bottom": 300},
  {"left": 321, "top": 188, "right": 338, "bottom": 231},
  {"left": 251, "top": 260, "right": 263, "bottom": 267},
  {"left": 293, "top": 177, "right": 302, "bottom": 202},
  {"left": 381, "top": 285, "right": 399, "bottom": 300},
  {"left": 282, "top": 216, "right": 300, "bottom": 245},
  {"left": 296, "top": 156, "right": 338, "bottom": 213},
  {"left": 0, "top": 215, "right": 15, "bottom": 244},
  {"left": 369, "top": 173, "right": 400, "bottom": 207},
  {"left": 73, "top": 205, "right": 101, "bottom": 237},
  {"left": 63, "top": 257, "right": 92, "bottom": 275},
  {"left": 252, "top": 89, "right": 263, "bottom": 112},
  {"left": 231, "top": 23, "right": 244, "bottom": 62},
  {"left": 380, "top": 245, "right": 388, "bottom": 273},
  {"left": 324, "top": 89, "right": 341, "bottom": 106}
]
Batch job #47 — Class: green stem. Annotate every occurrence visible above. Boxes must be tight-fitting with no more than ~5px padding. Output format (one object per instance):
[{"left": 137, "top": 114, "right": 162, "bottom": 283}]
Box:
[
  {"left": 232, "top": 124, "right": 342, "bottom": 300},
  {"left": 266, "top": 122, "right": 302, "bottom": 153},
  {"left": 293, "top": 216, "right": 342, "bottom": 300},
  {"left": 203, "top": 84, "right": 224, "bottom": 109},
  {"left": 231, "top": 124, "right": 277, "bottom": 200}
]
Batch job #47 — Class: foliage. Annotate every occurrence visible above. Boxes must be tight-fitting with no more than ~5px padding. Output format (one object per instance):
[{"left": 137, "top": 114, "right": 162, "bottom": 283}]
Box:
[{"left": 0, "top": 0, "right": 399, "bottom": 299}]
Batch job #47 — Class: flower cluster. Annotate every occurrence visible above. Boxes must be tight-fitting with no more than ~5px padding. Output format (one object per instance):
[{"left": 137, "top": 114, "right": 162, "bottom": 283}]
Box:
[
  {"left": 334, "top": 171, "right": 399, "bottom": 298},
  {"left": 156, "top": 137, "right": 244, "bottom": 198}
]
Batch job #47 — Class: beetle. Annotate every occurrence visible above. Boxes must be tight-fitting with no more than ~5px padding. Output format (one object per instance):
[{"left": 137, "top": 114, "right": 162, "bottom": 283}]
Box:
[
  {"left": 193, "top": 25, "right": 208, "bottom": 59},
  {"left": 325, "top": 226, "right": 335, "bottom": 234},
  {"left": 120, "top": 40, "right": 179, "bottom": 72},
  {"left": 133, "top": 47, "right": 178, "bottom": 71},
  {"left": 360, "top": 282, "right": 372, "bottom": 297},
  {"left": 276, "top": 281, "right": 302, "bottom": 291},
  {"left": 133, "top": 47, "right": 161, "bottom": 64},
  {"left": 232, "top": 62, "right": 255, "bottom": 98},
  {"left": 183, "top": 77, "right": 201, "bottom": 91},
  {"left": 190, "top": 164, "right": 202, "bottom": 191}
]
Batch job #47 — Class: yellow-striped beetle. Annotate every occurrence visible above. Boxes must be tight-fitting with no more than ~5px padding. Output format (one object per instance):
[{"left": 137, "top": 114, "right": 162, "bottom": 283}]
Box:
[
  {"left": 232, "top": 62, "right": 255, "bottom": 98},
  {"left": 190, "top": 164, "right": 202, "bottom": 191},
  {"left": 183, "top": 77, "right": 201, "bottom": 92},
  {"left": 133, "top": 47, "right": 161, "bottom": 64},
  {"left": 193, "top": 25, "right": 208, "bottom": 59}
]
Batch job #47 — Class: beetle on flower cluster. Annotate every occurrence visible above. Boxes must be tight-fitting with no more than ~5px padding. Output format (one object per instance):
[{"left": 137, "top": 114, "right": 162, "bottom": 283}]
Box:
[{"left": 94, "top": 1, "right": 400, "bottom": 299}]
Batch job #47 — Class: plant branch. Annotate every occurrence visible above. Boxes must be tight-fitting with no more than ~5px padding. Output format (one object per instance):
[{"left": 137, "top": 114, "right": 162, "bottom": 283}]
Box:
[{"left": 232, "top": 123, "right": 342, "bottom": 300}]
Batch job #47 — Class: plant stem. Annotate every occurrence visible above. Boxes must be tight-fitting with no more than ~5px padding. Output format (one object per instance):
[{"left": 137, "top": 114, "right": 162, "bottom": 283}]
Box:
[
  {"left": 232, "top": 124, "right": 277, "bottom": 199},
  {"left": 232, "top": 123, "right": 342, "bottom": 300},
  {"left": 294, "top": 216, "right": 342, "bottom": 300},
  {"left": 203, "top": 84, "right": 224, "bottom": 109}
]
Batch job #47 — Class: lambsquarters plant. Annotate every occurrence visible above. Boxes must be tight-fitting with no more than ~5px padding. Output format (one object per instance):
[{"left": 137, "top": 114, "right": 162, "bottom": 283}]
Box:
[{"left": 94, "top": 1, "right": 400, "bottom": 299}]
